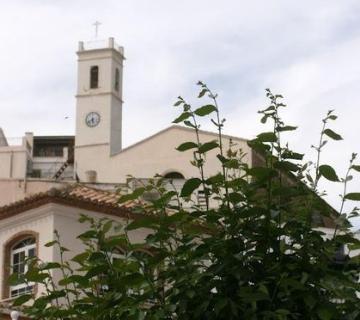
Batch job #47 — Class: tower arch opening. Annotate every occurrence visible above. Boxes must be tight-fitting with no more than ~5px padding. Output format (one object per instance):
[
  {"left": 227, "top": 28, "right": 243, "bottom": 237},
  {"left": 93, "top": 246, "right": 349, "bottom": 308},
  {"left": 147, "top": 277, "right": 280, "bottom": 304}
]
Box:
[{"left": 90, "top": 66, "right": 99, "bottom": 89}]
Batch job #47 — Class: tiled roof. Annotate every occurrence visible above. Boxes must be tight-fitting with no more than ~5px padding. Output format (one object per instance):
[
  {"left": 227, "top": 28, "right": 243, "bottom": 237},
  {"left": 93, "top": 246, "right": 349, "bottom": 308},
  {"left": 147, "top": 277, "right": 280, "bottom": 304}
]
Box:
[{"left": 0, "top": 184, "right": 147, "bottom": 221}]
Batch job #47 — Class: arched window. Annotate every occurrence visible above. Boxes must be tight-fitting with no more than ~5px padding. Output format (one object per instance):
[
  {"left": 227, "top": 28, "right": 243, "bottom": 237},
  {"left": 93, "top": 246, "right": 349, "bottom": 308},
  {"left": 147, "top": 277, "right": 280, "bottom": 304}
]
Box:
[
  {"left": 9, "top": 237, "right": 36, "bottom": 297},
  {"left": 2, "top": 232, "right": 38, "bottom": 300},
  {"left": 114, "top": 68, "right": 120, "bottom": 92},
  {"left": 164, "top": 171, "right": 185, "bottom": 179},
  {"left": 90, "top": 66, "right": 99, "bottom": 89}
]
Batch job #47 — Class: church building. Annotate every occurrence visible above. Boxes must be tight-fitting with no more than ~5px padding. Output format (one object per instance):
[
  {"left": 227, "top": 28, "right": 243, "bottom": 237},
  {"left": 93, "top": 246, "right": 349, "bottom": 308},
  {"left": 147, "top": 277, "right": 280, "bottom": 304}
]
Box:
[
  {"left": 0, "top": 37, "right": 356, "bottom": 318},
  {"left": 0, "top": 37, "right": 254, "bottom": 318},
  {"left": 0, "top": 37, "right": 250, "bottom": 206}
]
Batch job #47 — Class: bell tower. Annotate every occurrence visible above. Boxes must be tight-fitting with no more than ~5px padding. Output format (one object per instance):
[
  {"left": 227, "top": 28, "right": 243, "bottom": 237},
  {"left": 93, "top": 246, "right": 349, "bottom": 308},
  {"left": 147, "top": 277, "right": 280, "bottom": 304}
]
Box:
[{"left": 75, "top": 37, "right": 125, "bottom": 182}]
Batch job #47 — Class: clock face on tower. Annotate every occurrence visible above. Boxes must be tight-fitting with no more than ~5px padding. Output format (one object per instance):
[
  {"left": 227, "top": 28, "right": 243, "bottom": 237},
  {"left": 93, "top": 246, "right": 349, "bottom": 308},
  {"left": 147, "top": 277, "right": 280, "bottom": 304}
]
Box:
[{"left": 85, "top": 112, "right": 101, "bottom": 127}]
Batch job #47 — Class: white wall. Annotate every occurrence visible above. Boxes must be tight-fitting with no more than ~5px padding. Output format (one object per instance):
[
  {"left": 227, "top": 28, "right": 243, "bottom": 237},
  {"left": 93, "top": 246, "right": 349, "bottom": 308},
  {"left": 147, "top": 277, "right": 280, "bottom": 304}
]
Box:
[
  {"left": 0, "top": 202, "right": 151, "bottom": 301},
  {"left": 75, "top": 126, "right": 251, "bottom": 184},
  {"left": 0, "top": 147, "right": 28, "bottom": 179},
  {"left": 0, "top": 180, "right": 70, "bottom": 206}
]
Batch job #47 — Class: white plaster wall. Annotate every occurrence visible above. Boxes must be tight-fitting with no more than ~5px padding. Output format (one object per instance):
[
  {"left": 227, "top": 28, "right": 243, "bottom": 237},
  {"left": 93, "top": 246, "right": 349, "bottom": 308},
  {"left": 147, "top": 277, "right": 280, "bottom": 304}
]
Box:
[
  {"left": 77, "top": 49, "right": 123, "bottom": 97},
  {"left": 110, "top": 95, "right": 122, "bottom": 155},
  {"left": 51, "top": 204, "right": 151, "bottom": 289},
  {"left": 0, "top": 148, "right": 27, "bottom": 179},
  {"left": 76, "top": 95, "right": 113, "bottom": 147},
  {"left": 0, "top": 180, "right": 70, "bottom": 206},
  {"left": 75, "top": 126, "right": 251, "bottom": 184}
]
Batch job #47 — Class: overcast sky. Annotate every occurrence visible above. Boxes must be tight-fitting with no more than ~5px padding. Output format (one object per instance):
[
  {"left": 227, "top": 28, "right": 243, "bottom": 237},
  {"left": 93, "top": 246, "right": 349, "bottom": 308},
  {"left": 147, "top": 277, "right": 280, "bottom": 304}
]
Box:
[{"left": 1, "top": 1, "right": 360, "bottom": 227}]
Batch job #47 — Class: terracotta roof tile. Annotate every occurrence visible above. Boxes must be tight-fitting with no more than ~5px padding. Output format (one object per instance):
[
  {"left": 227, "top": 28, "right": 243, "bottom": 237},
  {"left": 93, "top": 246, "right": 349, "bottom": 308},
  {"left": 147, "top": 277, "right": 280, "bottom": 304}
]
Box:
[{"left": 0, "top": 184, "right": 147, "bottom": 221}]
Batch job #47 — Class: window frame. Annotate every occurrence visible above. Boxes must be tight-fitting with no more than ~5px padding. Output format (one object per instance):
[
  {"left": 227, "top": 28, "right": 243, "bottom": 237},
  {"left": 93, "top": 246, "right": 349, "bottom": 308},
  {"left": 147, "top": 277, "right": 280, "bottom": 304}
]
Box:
[
  {"left": 10, "top": 238, "right": 36, "bottom": 298},
  {"left": 2, "top": 231, "right": 39, "bottom": 300}
]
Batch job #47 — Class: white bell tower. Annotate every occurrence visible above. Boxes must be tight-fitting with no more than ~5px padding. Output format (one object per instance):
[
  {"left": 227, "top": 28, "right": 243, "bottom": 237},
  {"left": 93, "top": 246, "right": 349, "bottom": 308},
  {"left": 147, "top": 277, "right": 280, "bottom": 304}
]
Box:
[{"left": 75, "top": 37, "right": 125, "bottom": 182}]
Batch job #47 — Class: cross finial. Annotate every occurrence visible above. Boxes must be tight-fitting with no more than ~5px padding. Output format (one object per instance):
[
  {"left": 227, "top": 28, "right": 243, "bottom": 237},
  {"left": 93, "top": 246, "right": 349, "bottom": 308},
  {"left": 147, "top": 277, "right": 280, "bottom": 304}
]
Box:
[{"left": 93, "top": 21, "right": 101, "bottom": 38}]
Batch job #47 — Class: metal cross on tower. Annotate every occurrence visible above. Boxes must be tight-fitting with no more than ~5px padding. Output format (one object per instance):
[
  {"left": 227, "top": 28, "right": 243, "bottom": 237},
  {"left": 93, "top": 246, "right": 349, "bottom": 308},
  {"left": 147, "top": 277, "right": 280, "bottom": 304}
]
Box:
[{"left": 93, "top": 21, "right": 101, "bottom": 38}]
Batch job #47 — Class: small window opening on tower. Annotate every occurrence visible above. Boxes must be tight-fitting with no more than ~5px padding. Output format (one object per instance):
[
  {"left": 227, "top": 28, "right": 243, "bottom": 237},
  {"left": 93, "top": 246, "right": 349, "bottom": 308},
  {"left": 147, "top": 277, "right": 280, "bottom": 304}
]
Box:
[
  {"left": 90, "top": 66, "right": 99, "bottom": 89},
  {"left": 114, "top": 68, "right": 120, "bottom": 92}
]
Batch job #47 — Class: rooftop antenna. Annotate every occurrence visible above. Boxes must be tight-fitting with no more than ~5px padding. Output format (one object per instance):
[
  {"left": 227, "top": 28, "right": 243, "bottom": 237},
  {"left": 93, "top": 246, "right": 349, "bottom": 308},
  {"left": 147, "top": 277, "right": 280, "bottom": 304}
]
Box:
[{"left": 93, "top": 21, "right": 101, "bottom": 38}]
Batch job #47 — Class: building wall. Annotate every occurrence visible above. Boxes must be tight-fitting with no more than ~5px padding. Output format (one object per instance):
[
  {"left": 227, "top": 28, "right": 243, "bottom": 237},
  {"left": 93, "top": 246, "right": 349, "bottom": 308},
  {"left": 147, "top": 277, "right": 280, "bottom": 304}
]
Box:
[
  {"left": 0, "top": 202, "right": 150, "bottom": 302},
  {"left": 0, "top": 180, "right": 69, "bottom": 206},
  {"left": 0, "top": 147, "right": 27, "bottom": 179},
  {"left": 75, "top": 126, "right": 251, "bottom": 184}
]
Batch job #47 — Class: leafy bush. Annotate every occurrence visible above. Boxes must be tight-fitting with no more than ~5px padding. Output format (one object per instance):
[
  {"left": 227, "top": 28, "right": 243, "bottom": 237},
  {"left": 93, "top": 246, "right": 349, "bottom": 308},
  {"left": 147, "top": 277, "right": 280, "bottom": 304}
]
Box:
[{"left": 12, "top": 84, "right": 360, "bottom": 319}]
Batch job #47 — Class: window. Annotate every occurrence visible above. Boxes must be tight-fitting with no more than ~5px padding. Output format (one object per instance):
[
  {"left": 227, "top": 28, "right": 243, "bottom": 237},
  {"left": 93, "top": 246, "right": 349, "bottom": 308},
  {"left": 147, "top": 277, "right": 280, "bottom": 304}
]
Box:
[
  {"left": 33, "top": 145, "right": 64, "bottom": 157},
  {"left": 90, "top": 66, "right": 99, "bottom": 89},
  {"left": 197, "top": 190, "right": 207, "bottom": 208},
  {"left": 10, "top": 237, "right": 36, "bottom": 297},
  {"left": 114, "top": 68, "right": 120, "bottom": 92},
  {"left": 3, "top": 232, "right": 38, "bottom": 300}
]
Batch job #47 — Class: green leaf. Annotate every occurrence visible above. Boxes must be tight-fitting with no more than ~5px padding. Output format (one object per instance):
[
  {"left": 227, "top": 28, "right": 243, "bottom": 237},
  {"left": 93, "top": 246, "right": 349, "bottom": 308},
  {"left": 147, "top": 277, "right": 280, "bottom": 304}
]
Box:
[
  {"left": 172, "top": 112, "right": 191, "bottom": 123},
  {"left": 8, "top": 272, "right": 22, "bottom": 285},
  {"left": 176, "top": 142, "right": 198, "bottom": 152},
  {"left": 25, "top": 269, "right": 48, "bottom": 282},
  {"left": 277, "top": 125, "right": 297, "bottom": 132},
  {"left": 44, "top": 240, "right": 58, "bottom": 247},
  {"left": 39, "top": 262, "right": 61, "bottom": 270},
  {"left": 228, "top": 192, "right": 244, "bottom": 204},
  {"left": 256, "top": 132, "right": 277, "bottom": 142},
  {"left": 344, "top": 193, "right": 360, "bottom": 201},
  {"left": 198, "top": 141, "right": 218, "bottom": 153},
  {"left": 198, "top": 88, "right": 207, "bottom": 98},
  {"left": 173, "top": 100, "right": 183, "bottom": 107},
  {"left": 248, "top": 167, "right": 277, "bottom": 180},
  {"left": 102, "top": 220, "right": 113, "bottom": 234},
  {"left": 13, "top": 294, "right": 32, "bottom": 306},
  {"left": 118, "top": 187, "right": 145, "bottom": 203},
  {"left": 183, "top": 120, "right": 196, "bottom": 128},
  {"left": 72, "top": 252, "right": 90, "bottom": 264},
  {"left": 206, "top": 173, "right": 224, "bottom": 185},
  {"left": 180, "top": 178, "right": 202, "bottom": 197},
  {"left": 323, "top": 128, "right": 343, "bottom": 140},
  {"left": 351, "top": 165, "right": 360, "bottom": 172},
  {"left": 214, "top": 298, "right": 228, "bottom": 315},
  {"left": 59, "top": 275, "right": 89, "bottom": 287},
  {"left": 319, "top": 165, "right": 339, "bottom": 182},
  {"left": 317, "top": 307, "right": 333, "bottom": 320},
  {"left": 78, "top": 230, "right": 97, "bottom": 240},
  {"left": 223, "top": 159, "right": 240, "bottom": 169},
  {"left": 282, "top": 151, "right": 304, "bottom": 160},
  {"left": 194, "top": 105, "right": 217, "bottom": 116},
  {"left": 260, "top": 115, "right": 268, "bottom": 123},
  {"left": 103, "top": 236, "right": 128, "bottom": 250},
  {"left": 126, "top": 216, "right": 158, "bottom": 230},
  {"left": 274, "top": 161, "right": 299, "bottom": 172}
]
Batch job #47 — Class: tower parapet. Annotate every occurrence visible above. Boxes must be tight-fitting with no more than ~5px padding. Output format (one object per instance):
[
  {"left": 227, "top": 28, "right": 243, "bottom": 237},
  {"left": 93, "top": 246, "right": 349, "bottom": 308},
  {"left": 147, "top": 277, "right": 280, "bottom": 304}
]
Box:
[{"left": 78, "top": 37, "right": 124, "bottom": 57}]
